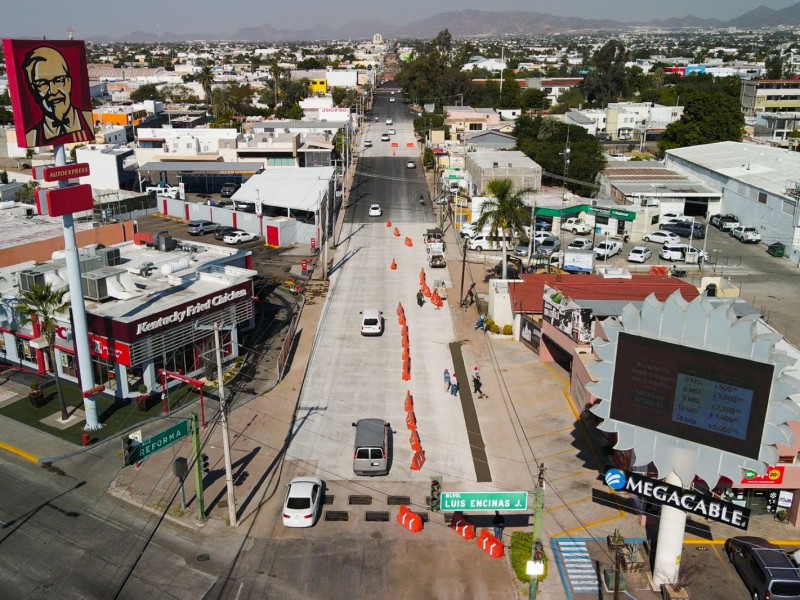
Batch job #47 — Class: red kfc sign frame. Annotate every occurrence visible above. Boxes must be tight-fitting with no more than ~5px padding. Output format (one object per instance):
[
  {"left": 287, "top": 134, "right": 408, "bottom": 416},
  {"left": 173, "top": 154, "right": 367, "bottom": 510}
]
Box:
[{"left": 2, "top": 39, "right": 95, "bottom": 149}]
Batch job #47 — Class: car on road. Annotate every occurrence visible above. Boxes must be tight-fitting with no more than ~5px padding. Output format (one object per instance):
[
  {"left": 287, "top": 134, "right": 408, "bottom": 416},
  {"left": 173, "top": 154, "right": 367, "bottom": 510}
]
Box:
[
  {"left": 643, "top": 230, "right": 680, "bottom": 245},
  {"left": 568, "top": 237, "right": 592, "bottom": 250},
  {"left": 360, "top": 309, "right": 384, "bottom": 336},
  {"left": 213, "top": 225, "right": 237, "bottom": 240},
  {"left": 594, "top": 240, "right": 623, "bottom": 259},
  {"left": 388, "top": 128, "right": 396, "bottom": 135},
  {"left": 223, "top": 230, "right": 258, "bottom": 245},
  {"left": 282, "top": 477, "right": 323, "bottom": 528},
  {"left": 406, "top": 161, "right": 415, "bottom": 169},
  {"left": 725, "top": 536, "right": 800, "bottom": 600},
  {"left": 220, "top": 182, "right": 240, "bottom": 198},
  {"left": 710, "top": 213, "right": 740, "bottom": 231},
  {"left": 389, "top": 97, "right": 395, "bottom": 103},
  {"left": 627, "top": 246, "right": 652, "bottom": 263},
  {"left": 187, "top": 220, "right": 217, "bottom": 236},
  {"left": 381, "top": 133, "right": 390, "bottom": 142},
  {"left": 368, "top": 204, "right": 382, "bottom": 216},
  {"left": 364, "top": 139, "right": 373, "bottom": 148},
  {"left": 730, "top": 226, "right": 762, "bottom": 243},
  {"left": 385, "top": 118, "right": 393, "bottom": 125}
]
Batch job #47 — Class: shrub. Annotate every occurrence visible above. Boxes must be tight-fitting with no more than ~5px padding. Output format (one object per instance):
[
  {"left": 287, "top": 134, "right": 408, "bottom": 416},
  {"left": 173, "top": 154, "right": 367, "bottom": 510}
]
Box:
[
  {"left": 489, "top": 322, "right": 501, "bottom": 334},
  {"left": 138, "top": 384, "right": 148, "bottom": 396},
  {"left": 510, "top": 532, "right": 549, "bottom": 584},
  {"left": 502, "top": 324, "right": 513, "bottom": 335}
]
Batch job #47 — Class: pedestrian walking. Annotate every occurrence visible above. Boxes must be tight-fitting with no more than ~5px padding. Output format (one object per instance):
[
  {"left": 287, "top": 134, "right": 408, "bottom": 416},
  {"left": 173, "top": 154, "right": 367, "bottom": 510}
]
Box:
[
  {"left": 473, "top": 365, "right": 481, "bottom": 380},
  {"left": 450, "top": 381, "right": 459, "bottom": 397},
  {"left": 472, "top": 375, "right": 486, "bottom": 398},
  {"left": 492, "top": 511, "right": 505, "bottom": 540},
  {"left": 417, "top": 290, "right": 424, "bottom": 307},
  {"left": 443, "top": 368, "right": 451, "bottom": 391},
  {"left": 450, "top": 372, "right": 457, "bottom": 390}
]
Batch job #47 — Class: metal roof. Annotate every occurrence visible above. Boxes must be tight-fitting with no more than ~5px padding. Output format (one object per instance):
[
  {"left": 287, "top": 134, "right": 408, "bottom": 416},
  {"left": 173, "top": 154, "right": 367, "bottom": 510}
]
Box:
[{"left": 138, "top": 162, "right": 263, "bottom": 173}]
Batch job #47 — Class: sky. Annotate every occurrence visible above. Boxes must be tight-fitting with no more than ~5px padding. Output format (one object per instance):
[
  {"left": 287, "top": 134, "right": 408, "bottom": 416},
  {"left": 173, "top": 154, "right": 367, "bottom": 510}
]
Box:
[{"left": 1, "top": 0, "right": 797, "bottom": 38}]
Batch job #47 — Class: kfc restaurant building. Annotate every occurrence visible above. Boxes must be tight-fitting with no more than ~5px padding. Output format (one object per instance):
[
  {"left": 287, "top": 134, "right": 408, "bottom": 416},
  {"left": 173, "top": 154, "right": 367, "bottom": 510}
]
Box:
[{"left": 0, "top": 240, "right": 257, "bottom": 399}]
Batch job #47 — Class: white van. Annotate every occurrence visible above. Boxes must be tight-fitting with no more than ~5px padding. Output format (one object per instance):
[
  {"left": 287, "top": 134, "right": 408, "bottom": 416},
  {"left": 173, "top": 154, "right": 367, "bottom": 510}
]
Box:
[{"left": 468, "top": 234, "right": 515, "bottom": 252}]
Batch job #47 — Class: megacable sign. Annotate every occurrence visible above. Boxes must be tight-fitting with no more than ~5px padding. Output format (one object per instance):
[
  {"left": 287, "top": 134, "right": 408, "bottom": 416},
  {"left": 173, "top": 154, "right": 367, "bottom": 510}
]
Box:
[{"left": 605, "top": 469, "right": 751, "bottom": 530}]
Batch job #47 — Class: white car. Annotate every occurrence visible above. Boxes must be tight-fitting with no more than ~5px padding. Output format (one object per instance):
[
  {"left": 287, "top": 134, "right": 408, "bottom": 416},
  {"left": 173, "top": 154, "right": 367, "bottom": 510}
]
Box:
[
  {"left": 364, "top": 139, "right": 373, "bottom": 148},
  {"left": 389, "top": 97, "right": 396, "bottom": 103},
  {"left": 594, "top": 240, "right": 623, "bottom": 259},
  {"left": 730, "top": 226, "right": 762, "bottom": 243},
  {"left": 223, "top": 230, "right": 258, "bottom": 245},
  {"left": 627, "top": 246, "right": 652, "bottom": 263},
  {"left": 568, "top": 237, "right": 592, "bottom": 250},
  {"left": 385, "top": 118, "right": 393, "bottom": 125},
  {"left": 282, "top": 476, "right": 323, "bottom": 528},
  {"left": 381, "top": 133, "right": 390, "bottom": 142},
  {"left": 368, "top": 204, "right": 382, "bottom": 217},
  {"left": 360, "top": 309, "right": 384, "bottom": 336},
  {"left": 643, "top": 231, "right": 680, "bottom": 245},
  {"left": 389, "top": 129, "right": 396, "bottom": 135},
  {"left": 406, "top": 161, "right": 415, "bottom": 169}
]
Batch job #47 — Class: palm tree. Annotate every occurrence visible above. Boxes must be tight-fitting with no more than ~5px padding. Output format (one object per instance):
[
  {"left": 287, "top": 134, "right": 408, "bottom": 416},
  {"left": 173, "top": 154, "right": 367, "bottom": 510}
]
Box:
[
  {"left": 472, "top": 178, "right": 535, "bottom": 280},
  {"left": 195, "top": 66, "right": 215, "bottom": 115},
  {"left": 17, "top": 283, "right": 70, "bottom": 420},
  {"left": 537, "top": 116, "right": 563, "bottom": 141}
]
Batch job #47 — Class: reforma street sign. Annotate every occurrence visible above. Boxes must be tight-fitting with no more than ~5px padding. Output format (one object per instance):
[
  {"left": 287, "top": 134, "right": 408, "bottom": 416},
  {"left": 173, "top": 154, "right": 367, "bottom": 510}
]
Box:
[
  {"left": 440, "top": 491, "right": 528, "bottom": 512},
  {"left": 131, "top": 420, "right": 189, "bottom": 463}
]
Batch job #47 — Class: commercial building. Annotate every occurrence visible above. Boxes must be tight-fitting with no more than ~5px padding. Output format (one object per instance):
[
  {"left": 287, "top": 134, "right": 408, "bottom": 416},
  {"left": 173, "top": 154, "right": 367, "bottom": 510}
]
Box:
[{"left": 741, "top": 79, "right": 800, "bottom": 117}]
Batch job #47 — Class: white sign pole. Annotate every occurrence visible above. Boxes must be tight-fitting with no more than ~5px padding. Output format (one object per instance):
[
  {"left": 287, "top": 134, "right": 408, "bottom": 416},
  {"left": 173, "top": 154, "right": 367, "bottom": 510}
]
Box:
[{"left": 652, "top": 471, "right": 688, "bottom": 587}]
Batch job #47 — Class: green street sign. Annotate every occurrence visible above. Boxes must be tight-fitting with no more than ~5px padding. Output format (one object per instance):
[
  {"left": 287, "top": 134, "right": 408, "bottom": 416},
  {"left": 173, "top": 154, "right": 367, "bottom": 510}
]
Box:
[
  {"left": 440, "top": 491, "right": 529, "bottom": 512},
  {"left": 131, "top": 420, "right": 190, "bottom": 463}
]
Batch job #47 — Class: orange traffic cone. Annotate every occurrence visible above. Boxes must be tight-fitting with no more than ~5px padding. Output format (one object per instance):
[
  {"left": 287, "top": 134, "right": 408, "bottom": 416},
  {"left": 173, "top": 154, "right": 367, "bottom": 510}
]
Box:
[
  {"left": 390, "top": 259, "right": 397, "bottom": 270},
  {"left": 394, "top": 227, "right": 401, "bottom": 237},
  {"left": 404, "top": 237, "right": 413, "bottom": 247},
  {"left": 386, "top": 220, "right": 392, "bottom": 227}
]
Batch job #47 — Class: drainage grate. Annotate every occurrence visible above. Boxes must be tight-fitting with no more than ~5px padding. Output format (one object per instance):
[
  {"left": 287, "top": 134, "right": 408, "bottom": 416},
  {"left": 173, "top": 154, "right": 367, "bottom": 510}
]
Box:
[
  {"left": 324, "top": 494, "right": 335, "bottom": 505},
  {"left": 413, "top": 511, "right": 429, "bottom": 523},
  {"left": 348, "top": 495, "right": 373, "bottom": 505},
  {"left": 387, "top": 495, "right": 411, "bottom": 506},
  {"left": 324, "top": 511, "right": 349, "bottom": 521},
  {"left": 365, "top": 511, "right": 390, "bottom": 522}
]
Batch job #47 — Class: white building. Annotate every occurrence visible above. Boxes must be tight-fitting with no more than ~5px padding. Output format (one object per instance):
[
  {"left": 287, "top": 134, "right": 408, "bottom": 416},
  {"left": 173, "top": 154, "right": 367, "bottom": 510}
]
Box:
[{"left": 135, "top": 127, "right": 239, "bottom": 165}]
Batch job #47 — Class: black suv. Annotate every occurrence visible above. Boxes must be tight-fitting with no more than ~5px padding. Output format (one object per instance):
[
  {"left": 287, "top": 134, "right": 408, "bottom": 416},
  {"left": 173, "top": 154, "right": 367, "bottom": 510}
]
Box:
[
  {"left": 220, "top": 182, "right": 240, "bottom": 198},
  {"left": 725, "top": 536, "right": 800, "bottom": 600},
  {"left": 214, "top": 225, "right": 237, "bottom": 241},
  {"left": 660, "top": 220, "right": 706, "bottom": 239}
]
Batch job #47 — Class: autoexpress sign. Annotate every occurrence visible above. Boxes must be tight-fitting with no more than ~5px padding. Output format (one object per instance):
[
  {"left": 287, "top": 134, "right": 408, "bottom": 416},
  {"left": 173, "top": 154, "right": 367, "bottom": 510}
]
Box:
[{"left": 604, "top": 469, "right": 750, "bottom": 530}]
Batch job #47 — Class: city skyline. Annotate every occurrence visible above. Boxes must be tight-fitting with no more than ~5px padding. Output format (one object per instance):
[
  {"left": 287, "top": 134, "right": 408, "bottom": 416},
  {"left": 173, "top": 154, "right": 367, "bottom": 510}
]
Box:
[{"left": 1, "top": 0, "right": 798, "bottom": 39}]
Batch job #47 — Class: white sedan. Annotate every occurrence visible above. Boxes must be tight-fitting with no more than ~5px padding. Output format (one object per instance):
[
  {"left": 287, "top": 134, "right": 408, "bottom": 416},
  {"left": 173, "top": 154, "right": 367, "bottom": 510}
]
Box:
[
  {"left": 368, "top": 204, "right": 382, "bottom": 216},
  {"left": 282, "top": 476, "right": 324, "bottom": 528},
  {"left": 643, "top": 230, "right": 680, "bottom": 245},
  {"left": 223, "top": 230, "right": 258, "bottom": 245},
  {"left": 406, "top": 161, "right": 415, "bottom": 169},
  {"left": 627, "top": 246, "right": 653, "bottom": 263}
]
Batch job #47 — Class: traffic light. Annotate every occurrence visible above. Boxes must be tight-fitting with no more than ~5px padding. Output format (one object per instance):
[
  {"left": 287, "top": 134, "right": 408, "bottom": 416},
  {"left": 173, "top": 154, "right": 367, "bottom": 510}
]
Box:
[
  {"left": 122, "top": 436, "right": 135, "bottom": 466},
  {"left": 429, "top": 476, "right": 442, "bottom": 511},
  {"left": 200, "top": 453, "right": 210, "bottom": 474}
]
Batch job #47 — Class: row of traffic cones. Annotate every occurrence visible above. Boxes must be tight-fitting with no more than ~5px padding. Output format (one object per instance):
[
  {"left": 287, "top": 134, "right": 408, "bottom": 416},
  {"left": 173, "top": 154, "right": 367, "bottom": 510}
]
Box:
[
  {"left": 404, "top": 390, "right": 425, "bottom": 471},
  {"left": 397, "top": 303, "right": 411, "bottom": 381}
]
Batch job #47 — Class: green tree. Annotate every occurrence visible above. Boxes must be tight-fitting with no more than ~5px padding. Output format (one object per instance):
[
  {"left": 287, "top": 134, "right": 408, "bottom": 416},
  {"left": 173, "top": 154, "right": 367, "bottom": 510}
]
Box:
[
  {"left": 297, "top": 57, "right": 324, "bottom": 70},
  {"left": 130, "top": 83, "right": 164, "bottom": 103},
  {"left": 658, "top": 92, "right": 744, "bottom": 155},
  {"left": 472, "top": 178, "right": 535, "bottom": 279},
  {"left": 15, "top": 181, "right": 39, "bottom": 204},
  {"left": 499, "top": 71, "right": 521, "bottom": 109},
  {"left": 581, "top": 40, "right": 629, "bottom": 106},
  {"left": 765, "top": 53, "right": 786, "bottom": 79},
  {"left": 520, "top": 88, "right": 550, "bottom": 113},
  {"left": 552, "top": 87, "right": 585, "bottom": 114},
  {"left": 17, "top": 284, "right": 70, "bottom": 420},
  {"left": 195, "top": 66, "right": 215, "bottom": 113}
]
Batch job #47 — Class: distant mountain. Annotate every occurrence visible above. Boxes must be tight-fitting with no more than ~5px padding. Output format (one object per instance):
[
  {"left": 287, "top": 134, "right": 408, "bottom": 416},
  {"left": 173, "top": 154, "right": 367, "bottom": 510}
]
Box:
[{"left": 86, "top": 2, "right": 800, "bottom": 43}]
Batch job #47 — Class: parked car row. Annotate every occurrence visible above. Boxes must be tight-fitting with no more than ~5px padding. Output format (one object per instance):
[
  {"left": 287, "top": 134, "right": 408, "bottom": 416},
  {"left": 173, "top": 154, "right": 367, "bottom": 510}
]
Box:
[{"left": 187, "top": 220, "right": 259, "bottom": 245}]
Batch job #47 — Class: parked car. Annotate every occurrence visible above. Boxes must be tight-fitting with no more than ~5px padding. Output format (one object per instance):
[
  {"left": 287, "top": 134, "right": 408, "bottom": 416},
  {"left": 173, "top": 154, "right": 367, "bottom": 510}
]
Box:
[
  {"left": 537, "top": 236, "right": 561, "bottom": 256},
  {"left": 643, "top": 230, "right": 680, "bottom": 245},
  {"left": 660, "top": 220, "right": 706, "bottom": 239},
  {"left": 468, "top": 233, "right": 515, "bottom": 252},
  {"left": 213, "top": 225, "right": 237, "bottom": 240},
  {"left": 568, "top": 237, "right": 592, "bottom": 250},
  {"left": 659, "top": 243, "right": 708, "bottom": 262},
  {"left": 360, "top": 308, "right": 384, "bottom": 336},
  {"left": 282, "top": 477, "right": 323, "bottom": 528},
  {"left": 562, "top": 217, "right": 592, "bottom": 235},
  {"left": 594, "top": 240, "right": 623, "bottom": 259},
  {"left": 187, "top": 220, "right": 217, "bottom": 236},
  {"left": 627, "top": 246, "right": 652, "bottom": 263},
  {"left": 513, "top": 244, "right": 531, "bottom": 257},
  {"left": 725, "top": 536, "right": 800, "bottom": 600},
  {"left": 730, "top": 226, "right": 762, "bottom": 243},
  {"left": 223, "top": 230, "right": 258, "bottom": 245},
  {"left": 220, "top": 182, "right": 240, "bottom": 198},
  {"left": 710, "top": 213, "right": 740, "bottom": 231},
  {"left": 233, "top": 201, "right": 256, "bottom": 213},
  {"left": 368, "top": 204, "right": 382, "bottom": 217}
]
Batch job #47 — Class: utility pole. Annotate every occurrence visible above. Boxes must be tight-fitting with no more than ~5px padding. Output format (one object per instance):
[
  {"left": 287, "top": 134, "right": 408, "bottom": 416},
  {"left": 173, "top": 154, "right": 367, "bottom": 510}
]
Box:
[
  {"left": 528, "top": 463, "right": 546, "bottom": 600},
  {"left": 196, "top": 323, "right": 238, "bottom": 527},
  {"left": 190, "top": 413, "right": 205, "bottom": 522}
]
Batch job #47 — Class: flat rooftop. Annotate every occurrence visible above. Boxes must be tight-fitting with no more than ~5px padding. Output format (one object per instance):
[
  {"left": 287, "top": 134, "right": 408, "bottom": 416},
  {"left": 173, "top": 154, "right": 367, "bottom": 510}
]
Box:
[{"left": 0, "top": 205, "right": 95, "bottom": 252}]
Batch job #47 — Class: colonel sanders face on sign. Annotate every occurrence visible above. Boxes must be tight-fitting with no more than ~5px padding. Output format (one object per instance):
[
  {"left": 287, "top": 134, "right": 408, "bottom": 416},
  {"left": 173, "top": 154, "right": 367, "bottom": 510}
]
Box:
[{"left": 21, "top": 46, "right": 94, "bottom": 147}]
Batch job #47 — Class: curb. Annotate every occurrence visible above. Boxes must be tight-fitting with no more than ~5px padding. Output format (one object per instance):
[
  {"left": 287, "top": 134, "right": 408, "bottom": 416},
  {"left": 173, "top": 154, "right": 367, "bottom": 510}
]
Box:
[{"left": 0, "top": 440, "right": 39, "bottom": 463}]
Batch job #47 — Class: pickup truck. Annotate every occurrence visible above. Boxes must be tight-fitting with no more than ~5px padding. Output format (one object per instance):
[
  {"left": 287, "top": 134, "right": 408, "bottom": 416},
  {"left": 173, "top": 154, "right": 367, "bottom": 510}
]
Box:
[
  {"left": 594, "top": 240, "right": 623, "bottom": 259},
  {"left": 427, "top": 242, "right": 446, "bottom": 267},
  {"left": 562, "top": 217, "right": 592, "bottom": 235},
  {"left": 145, "top": 184, "right": 180, "bottom": 199}
]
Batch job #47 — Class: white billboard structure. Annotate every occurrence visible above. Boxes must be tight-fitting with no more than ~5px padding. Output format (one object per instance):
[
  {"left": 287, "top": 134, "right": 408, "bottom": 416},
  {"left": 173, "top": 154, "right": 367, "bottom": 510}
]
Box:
[{"left": 587, "top": 292, "right": 800, "bottom": 586}]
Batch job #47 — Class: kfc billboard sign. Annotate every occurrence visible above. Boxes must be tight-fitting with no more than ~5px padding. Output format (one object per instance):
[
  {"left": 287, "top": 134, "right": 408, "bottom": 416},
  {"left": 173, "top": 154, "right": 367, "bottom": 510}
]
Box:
[
  {"left": 89, "top": 334, "right": 132, "bottom": 367},
  {"left": 2, "top": 39, "right": 95, "bottom": 148}
]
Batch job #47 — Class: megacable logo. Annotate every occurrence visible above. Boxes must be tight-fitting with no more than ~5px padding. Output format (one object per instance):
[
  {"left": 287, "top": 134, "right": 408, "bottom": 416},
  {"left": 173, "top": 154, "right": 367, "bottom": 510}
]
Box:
[{"left": 604, "top": 468, "right": 627, "bottom": 491}]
